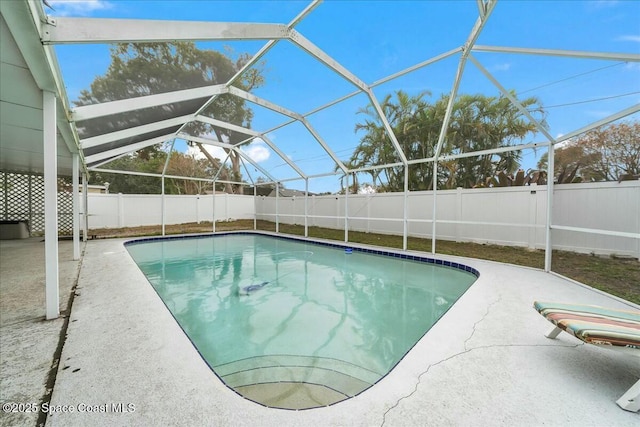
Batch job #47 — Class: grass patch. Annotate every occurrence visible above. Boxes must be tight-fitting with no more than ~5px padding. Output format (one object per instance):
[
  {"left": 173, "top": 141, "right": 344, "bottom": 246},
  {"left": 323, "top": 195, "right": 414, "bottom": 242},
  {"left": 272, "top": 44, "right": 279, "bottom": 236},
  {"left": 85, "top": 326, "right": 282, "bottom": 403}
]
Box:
[{"left": 90, "top": 220, "right": 639, "bottom": 305}]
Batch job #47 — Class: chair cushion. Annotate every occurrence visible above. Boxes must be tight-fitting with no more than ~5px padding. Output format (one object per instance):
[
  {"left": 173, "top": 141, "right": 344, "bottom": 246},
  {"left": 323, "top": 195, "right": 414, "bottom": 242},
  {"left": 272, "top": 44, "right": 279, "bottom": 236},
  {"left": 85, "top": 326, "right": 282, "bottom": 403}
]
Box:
[{"left": 534, "top": 302, "right": 640, "bottom": 348}]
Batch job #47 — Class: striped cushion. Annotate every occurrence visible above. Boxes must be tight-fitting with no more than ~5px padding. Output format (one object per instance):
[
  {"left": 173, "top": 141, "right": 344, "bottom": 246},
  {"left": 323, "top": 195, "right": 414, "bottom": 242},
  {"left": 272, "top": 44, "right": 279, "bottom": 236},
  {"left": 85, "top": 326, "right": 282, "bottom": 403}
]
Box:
[{"left": 534, "top": 302, "right": 640, "bottom": 349}]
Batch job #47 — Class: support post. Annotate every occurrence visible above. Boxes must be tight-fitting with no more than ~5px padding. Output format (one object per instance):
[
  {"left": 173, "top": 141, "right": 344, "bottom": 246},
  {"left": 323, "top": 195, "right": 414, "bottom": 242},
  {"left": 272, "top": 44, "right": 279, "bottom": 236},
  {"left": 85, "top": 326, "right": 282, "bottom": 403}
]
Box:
[
  {"left": 275, "top": 182, "right": 279, "bottom": 233},
  {"left": 82, "top": 173, "right": 88, "bottom": 241},
  {"left": 403, "top": 167, "right": 408, "bottom": 250},
  {"left": 213, "top": 181, "right": 216, "bottom": 233},
  {"left": 431, "top": 162, "right": 438, "bottom": 254},
  {"left": 253, "top": 185, "right": 257, "bottom": 230},
  {"left": 544, "top": 144, "right": 555, "bottom": 271},
  {"left": 161, "top": 140, "right": 174, "bottom": 237},
  {"left": 43, "top": 91, "right": 59, "bottom": 320},
  {"left": 304, "top": 178, "right": 309, "bottom": 237},
  {"left": 344, "top": 174, "right": 349, "bottom": 243},
  {"left": 161, "top": 177, "right": 166, "bottom": 236},
  {"left": 72, "top": 153, "right": 80, "bottom": 260},
  {"left": 28, "top": 175, "right": 33, "bottom": 234},
  {"left": 3, "top": 172, "right": 7, "bottom": 220}
]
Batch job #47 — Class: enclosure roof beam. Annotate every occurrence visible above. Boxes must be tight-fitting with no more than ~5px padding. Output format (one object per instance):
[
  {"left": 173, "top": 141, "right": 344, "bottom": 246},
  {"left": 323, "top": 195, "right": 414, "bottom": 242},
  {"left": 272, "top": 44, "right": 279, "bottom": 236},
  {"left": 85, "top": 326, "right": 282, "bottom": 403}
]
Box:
[
  {"left": 72, "top": 85, "right": 228, "bottom": 122},
  {"left": 476, "top": 0, "right": 487, "bottom": 17},
  {"left": 85, "top": 133, "right": 174, "bottom": 164},
  {"left": 233, "top": 148, "right": 278, "bottom": 183},
  {"left": 179, "top": 133, "right": 282, "bottom": 183},
  {"left": 433, "top": 0, "right": 497, "bottom": 161},
  {"left": 362, "top": 88, "right": 409, "bottom": 166},
  {"left": 227, "top": 86, "right": 304, "bottom": 120},
  {"left": 283, "top": 29, "right": 407, "bottom": 168},
  {"left": 81, "top": 115, "right": 195, "bottom": 149},
  {"left": 468, "top": 54, "right": 557, "bottom": 144},
  {"left": 87, "top": 152, "right": 130, "bottom": 169},
  {"left": 261, "top": 134, "right": 307, "bottom": 179},
  {"left": 194, "top": 115, "right": 260, "bottom": 138},
  {"left": 287, "top": 29, "right": 369, "bottom": 92},
  {"left": 555, "top": 103, "right": 640, "bottom": 145},
  {"left": 42, "top": 18, "right": 290, "bottom": 44},
  {"left": 410, "top": 141, "right": 547, "bottom": 165},
  {"left": 349, "top": 162, "right": 405, "bottom": 175},
  {"left": 242, "top": 47, "right": 464, "bottom": 148},
  {"left": 189, "top": 1, "right": 322, "bottom": 137},
  {"left": 226, "top": 87, "right": 348, "bottom": 172},
  {"left": 177, "top": 133, "right": 235, "bottom": 150},
  {"left": 89, "top": 167, "right": 246, "bottom": 185},
  {"left": 370, "top": 48, "right": 463, "bottom": 88},
  {"left": 198, "top": 129, "right": 306, "bottom": 179},
  {"left": 472, "top": 45, "right": 640, "bottom": 62}
]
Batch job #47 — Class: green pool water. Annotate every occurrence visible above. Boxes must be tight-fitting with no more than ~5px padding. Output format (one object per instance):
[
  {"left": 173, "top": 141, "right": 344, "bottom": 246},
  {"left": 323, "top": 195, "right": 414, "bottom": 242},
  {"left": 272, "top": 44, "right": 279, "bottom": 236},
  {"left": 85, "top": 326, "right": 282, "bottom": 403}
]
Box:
[{"left": 126, "top": 233, "right": 477, "bottom": 409}]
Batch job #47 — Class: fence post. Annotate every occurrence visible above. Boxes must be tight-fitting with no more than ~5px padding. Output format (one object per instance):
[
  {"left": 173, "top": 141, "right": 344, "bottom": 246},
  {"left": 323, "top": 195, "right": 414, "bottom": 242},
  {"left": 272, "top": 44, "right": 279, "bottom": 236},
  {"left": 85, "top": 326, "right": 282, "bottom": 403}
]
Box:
[
  {"left": 367, "top": 193, "right": 371, "bottom": 233},
  {"left": 456, "top": 187, "right": 462, "bottom": 242},
  {"left": 344, "top": 174, "right": 349, "bottom": 243},
  {"left": 196, "top": 196, "right": 200, "bottom": 224},
  {"left": 275, "top": 183, "right": 279, "bottom": 233},
  {"left": 225, "top": 193, "right": 229, "bottom": 221},
  {"left": 118, "top": 193, "right": 124, "bottom": 228},
  {"left": 528, "top": 183, "right": 538, "bottom": 249},
  {"left": 304, "top": 178, "right": 309, "bottom": 237}
]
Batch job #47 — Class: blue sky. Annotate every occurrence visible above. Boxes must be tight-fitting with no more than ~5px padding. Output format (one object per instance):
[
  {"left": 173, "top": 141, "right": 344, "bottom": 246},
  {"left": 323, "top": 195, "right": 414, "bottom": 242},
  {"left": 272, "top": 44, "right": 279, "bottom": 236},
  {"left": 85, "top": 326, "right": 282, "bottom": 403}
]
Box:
[{"left": 49, "top": 0, "right": 640, "bottom": 193}]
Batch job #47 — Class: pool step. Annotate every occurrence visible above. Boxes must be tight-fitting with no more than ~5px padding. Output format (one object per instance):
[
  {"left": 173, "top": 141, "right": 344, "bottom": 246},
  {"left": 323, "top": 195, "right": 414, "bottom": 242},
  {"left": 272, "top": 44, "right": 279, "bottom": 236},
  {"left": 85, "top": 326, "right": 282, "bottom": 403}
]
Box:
[{"left": 214, "top": 355, "right": 382, "bottom": 409}]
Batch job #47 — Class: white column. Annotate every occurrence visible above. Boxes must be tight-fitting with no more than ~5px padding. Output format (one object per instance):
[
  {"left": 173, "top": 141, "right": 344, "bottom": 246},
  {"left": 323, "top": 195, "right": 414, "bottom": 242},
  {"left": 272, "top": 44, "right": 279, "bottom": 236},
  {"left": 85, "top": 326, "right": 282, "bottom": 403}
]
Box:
[
  {"left": 275, "top": 182, "right": 279, "bottom": 233},
  {"left": 403, "top": 167, "right": 408, "bottom": 250},
  {"left": 43, "top": 91, "right": 59, "bottom": 320},
  {"left": 344, "top": 174, "right": 349, "bottom": 243},
  {"left": 304, "top": 178, "right": 309, "bottom": 237},
  {"left": 161, "top": 177, "right": 166, "bottom": 236},
  {"left": 253, "top": 185, "right": 257, "bottom": 230},
  {"left": 456, "top": 186, "right": 463, "bottom": 243},
  {"left": 82, "top": 173, "right": 88, "bottom": 241},
  {"left": 212, "top": 183, "right": 216, "bottom": 233},
  {"left": 431, "top": 162, "right": 438, "bottom": 254},
  {"left": 72, "top": 153, "right": 80, "bottom": 260},
  {"left": 544, "top": 144, "right": 555, "bottom": 272},
  {"left": 117, "top": 193, "right": 124, "bottom": 228}
]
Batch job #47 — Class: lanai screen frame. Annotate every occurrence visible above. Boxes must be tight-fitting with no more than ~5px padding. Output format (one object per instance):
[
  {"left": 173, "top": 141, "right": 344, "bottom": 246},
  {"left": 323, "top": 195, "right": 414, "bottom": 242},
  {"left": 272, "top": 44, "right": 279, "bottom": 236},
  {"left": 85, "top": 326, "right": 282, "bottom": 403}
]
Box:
[{"left": 40, "top": 0, "right": 640, "bottom": 271}]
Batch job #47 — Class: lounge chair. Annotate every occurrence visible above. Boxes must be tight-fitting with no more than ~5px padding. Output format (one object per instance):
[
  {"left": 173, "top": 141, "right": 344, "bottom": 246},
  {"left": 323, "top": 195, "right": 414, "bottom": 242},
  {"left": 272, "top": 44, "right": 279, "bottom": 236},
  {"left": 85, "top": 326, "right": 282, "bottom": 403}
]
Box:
[{"left": 533, "top": 301, "right": 640, "bottom": 412}]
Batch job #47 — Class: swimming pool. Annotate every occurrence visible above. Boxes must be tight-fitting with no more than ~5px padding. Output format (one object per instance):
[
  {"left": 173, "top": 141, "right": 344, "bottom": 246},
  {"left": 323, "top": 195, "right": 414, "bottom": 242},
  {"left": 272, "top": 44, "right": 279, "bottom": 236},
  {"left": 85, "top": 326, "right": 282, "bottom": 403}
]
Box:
[{"left": 125, "top": 232, "right": 478, "bottom": 409}]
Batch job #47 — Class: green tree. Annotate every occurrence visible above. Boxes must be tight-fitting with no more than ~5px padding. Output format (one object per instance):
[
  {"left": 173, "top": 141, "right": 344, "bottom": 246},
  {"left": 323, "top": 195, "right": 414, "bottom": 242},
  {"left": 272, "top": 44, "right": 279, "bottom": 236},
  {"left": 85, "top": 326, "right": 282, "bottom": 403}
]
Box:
[
  {"left": 90, "top": 149, "right": 167, "bottom": 194},
  {"left": 352, "top": 91, "right": 546, "bottom": 191},
  {"left": 77, "top": 42, "right": 265, "bottom": 193}
]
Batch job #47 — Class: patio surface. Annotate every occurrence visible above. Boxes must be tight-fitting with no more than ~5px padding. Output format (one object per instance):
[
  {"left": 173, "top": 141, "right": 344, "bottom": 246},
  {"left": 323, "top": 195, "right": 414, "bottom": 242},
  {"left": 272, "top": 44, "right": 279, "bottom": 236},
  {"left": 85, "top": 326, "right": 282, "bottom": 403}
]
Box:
[{"left": 1, "top": 234, "right": 639, "bottom": 426}]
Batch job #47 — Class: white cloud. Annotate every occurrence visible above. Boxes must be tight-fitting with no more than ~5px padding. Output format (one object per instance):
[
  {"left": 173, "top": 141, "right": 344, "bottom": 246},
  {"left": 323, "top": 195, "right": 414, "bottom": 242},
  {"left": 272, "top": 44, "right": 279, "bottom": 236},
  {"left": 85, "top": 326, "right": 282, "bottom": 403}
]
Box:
[
  {"left": 624, "top": 62, "right": 640, "bottom": 71},
  {"left": 241, "top": 140, "right": 270, "bottom": 163},
  {"left": 48, "top": 0, "right": 113, "bottom": 17},
  {"left": 489, "top": 63, "right": 511, "bottom": 72},
  {"left": 555, "top": 134, "right": 571, "bottom": 148},
  {"left": 586, "top": 110, "right": 613, "bottom": 119},
  {"left": 588, "top": 0, "right": 619, "bottom": 9},
  {"left": 186, "top": 144, "right": 226, "bottom": 161},
  {"left": 616, "top": 35, "right": 640, "bottom": 43}
]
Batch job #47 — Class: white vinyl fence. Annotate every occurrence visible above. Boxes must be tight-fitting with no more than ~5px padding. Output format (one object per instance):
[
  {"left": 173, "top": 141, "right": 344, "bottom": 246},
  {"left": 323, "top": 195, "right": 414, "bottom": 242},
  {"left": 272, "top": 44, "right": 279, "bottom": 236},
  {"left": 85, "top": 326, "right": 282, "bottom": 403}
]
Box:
[
  {"left": 87, "top": 193, "right": 255, "bottom": 228},
  {"left": 84, "top": 181, "right": 639, "bottom": 258},
  {"left": 255, "top": 181, "right": 640, "bottom": 258}
]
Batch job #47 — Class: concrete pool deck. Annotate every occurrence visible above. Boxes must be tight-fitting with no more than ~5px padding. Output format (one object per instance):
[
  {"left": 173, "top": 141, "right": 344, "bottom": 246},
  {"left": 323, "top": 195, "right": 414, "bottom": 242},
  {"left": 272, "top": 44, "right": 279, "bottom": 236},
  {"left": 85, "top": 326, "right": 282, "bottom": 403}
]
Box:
[{"left": 1, "top": 234, "right": 639, "bottom": 426}]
